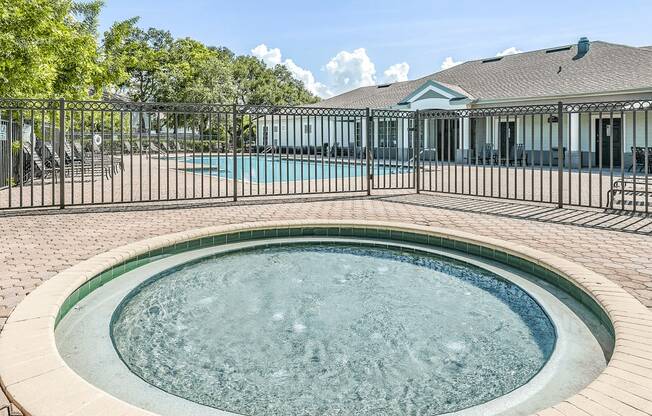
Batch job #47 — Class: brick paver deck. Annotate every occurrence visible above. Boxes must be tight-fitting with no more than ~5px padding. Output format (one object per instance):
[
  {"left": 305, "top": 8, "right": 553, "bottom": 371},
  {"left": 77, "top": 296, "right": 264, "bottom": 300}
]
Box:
[
  {"left": 1, "top": 191, "right": 651, "bottom": 415},
  {"left": 1, "top": 191, "right": 651, "bottom": 327}
]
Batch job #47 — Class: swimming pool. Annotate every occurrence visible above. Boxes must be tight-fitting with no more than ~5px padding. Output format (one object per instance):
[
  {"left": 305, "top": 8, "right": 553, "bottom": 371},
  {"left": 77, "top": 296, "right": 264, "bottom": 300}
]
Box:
[{"left": 182, "top": 156, "right": 410, "bottom": 182}]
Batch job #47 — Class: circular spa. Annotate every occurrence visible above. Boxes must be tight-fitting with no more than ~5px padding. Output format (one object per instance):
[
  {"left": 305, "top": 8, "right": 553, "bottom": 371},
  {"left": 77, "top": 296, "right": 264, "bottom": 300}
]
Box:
[{"left": 55, "top": 231, "right": 614, "bottom": 416}]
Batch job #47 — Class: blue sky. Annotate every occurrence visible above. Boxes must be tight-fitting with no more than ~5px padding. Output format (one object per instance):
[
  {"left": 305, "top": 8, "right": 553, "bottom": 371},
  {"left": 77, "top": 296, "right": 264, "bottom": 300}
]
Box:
[{"left": 99, "top": 0, "right": 652, "bottom": 97}]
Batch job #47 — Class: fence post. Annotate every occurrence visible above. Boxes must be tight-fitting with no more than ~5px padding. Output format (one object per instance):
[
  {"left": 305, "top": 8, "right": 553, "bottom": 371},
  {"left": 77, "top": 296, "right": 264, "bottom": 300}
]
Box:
[
  {"left": 557, "top": 101, "right": 564, "bottom": 208},
  {"left": 414, "top": 110, "right": 421, "bottom": 194},
  {"left": 59, "top": 98, "right": 66, "bottom": 209},
  {"left": 232, "top": 103, "right": 238, "bottom": 202},
  {"left": 366, "top": 108, "right": 372, "bottom": 195}
]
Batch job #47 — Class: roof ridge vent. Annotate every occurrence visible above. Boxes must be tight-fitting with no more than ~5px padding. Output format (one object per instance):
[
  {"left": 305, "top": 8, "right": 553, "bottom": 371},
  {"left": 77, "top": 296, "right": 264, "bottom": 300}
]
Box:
[
  {"left": 546, "top": 46, "right": 572, "bottom": 54},
  {"left": 481, "top": 57, "right": 502, "bottom": 63}
]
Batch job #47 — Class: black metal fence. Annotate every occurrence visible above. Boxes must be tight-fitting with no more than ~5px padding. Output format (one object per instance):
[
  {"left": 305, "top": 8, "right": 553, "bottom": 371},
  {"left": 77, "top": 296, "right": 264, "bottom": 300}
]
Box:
[
  {"left": 0, "top": 97, "right": 650, "bottom": 214},
  {"left": 0, "top": 99, "right": 416, "bottom": 209},
  {"left": 416, "top": 99, "right": 651, "bottom": 214}
]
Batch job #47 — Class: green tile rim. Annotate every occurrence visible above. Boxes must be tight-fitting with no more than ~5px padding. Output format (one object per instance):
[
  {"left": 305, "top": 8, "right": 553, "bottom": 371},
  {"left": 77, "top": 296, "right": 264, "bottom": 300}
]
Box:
[{"left": 54, "top": 224, "right": 614, "bottom": 339}]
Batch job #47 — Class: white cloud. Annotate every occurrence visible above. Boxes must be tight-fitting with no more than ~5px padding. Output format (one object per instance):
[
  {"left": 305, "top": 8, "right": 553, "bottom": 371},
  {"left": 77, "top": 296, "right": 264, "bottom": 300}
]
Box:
[
  {"left": 251, "top": 44, "right": 282, "bottom": 67},
  {"left": 441, "top": 56, "right": 463, "bottom": 70},
  {"left": 496, "top": 47, "right": 522, "bottom": 57},
  {"left": 324, "top": 48, "right": 377, "bottom": 95},
  {"left": 251, "top": 44, "right": 330, "bottom": 97},
  {"left": 383, "top": 62, "right": 410, "bottom": 83},
  {"left": 252, "top": 44, "right": 412, "bottom": 97},
  {"left": 282, "top": 58, "right": 331, "bottom": 97}
]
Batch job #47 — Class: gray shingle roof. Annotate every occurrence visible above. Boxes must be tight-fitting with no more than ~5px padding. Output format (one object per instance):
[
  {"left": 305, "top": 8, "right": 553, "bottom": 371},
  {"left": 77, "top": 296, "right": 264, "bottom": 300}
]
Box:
[{"left": 314, "top": 41, "right": 652, "bottom": 109}]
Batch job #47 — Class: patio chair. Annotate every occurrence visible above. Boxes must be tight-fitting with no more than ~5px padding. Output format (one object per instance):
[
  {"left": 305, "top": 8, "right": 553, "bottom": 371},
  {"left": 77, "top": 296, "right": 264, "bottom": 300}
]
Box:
[
  {"left": 480, "top": 143, "right": 494, "bottom": 164},
  {"left": 510, "top": 144, "right": 528, "bottom": 166}
]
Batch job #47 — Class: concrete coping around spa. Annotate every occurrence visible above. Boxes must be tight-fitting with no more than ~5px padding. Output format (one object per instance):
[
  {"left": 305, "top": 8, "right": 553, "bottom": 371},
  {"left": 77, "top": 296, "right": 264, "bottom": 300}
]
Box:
[{"left": 1, "top": 220, "right": 651, "bottom": 416}]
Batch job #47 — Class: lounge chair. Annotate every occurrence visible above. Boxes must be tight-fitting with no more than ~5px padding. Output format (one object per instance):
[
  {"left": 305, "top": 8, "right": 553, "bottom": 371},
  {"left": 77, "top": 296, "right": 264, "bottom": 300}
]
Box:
[
  {"left": 130, "top": 141, "right": 141, "bottom": 154},
  {"left": 21, "top": 141, "right": 54, "bottom": 181},
  {"left": 38, "top": 139, "right": 123, "bottom": 180},
  {"left": 73, "top": 142, "right": 84, "bottom": 159},
  {"left": 38, "top": 141, "right": 62, "bottom": 169},
  {"left": 143, "top": 142, "right": 160, "bottom": 153}
]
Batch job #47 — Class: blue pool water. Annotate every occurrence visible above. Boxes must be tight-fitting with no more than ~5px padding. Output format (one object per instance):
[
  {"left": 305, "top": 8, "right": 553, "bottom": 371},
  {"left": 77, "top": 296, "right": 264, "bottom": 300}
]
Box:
[
  {"left": 112, "top": 244, "right": 555, "bottom": 416},
  {"left": 182, "top": 156, "right": 409, "bottom": 182}
]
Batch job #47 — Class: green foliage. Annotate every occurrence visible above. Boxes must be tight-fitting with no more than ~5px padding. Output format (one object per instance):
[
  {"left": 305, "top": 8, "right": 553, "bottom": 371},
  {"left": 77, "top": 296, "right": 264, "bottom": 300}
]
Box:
[
  {"left": 155, "top": 38, "right": 235, "bottom": 104},
  {"left": 231, "top": 57, "right": 318, "bottom": 106},
  {"left": 102, "top": 18, "right": 174, "bottom": 101},
  {"left": 0, "top": 1, "right": 320, "bottom": 105},
  {"left": 0, "top": 0, "right": 105, "bottom": 99},
  {"left": 102, "top": 23, "right": 319, "bottom": 106}
]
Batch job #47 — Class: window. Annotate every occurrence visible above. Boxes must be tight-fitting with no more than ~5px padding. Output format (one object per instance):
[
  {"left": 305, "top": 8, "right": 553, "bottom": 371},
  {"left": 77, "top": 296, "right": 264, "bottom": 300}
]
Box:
[
  {"left": 303, "top": 124, "right": 312, "bottom": 134},
  {"left": 378, "top": 120, "right": 398, "bottom": 147}
]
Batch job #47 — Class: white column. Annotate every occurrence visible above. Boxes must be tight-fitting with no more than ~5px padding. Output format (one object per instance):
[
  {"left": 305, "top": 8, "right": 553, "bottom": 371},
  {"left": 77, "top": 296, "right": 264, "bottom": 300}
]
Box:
[
  {"left": 402, "top": 118, "right": 409, "bottom": 150},
  {"left": 373, "top": 119, "right": 379, "bottom": 148},
  {"left": 457, "top": 117, "right": 471, "bottom": 163},
  {"left": 422, "top": 119, "right": 429, "bottom": 148},
  {"left": 485, "top": 117, "right": 493, "bottom": 147},
  {"left": 570, "top": 112, "right": 581, "bottom": 167}
]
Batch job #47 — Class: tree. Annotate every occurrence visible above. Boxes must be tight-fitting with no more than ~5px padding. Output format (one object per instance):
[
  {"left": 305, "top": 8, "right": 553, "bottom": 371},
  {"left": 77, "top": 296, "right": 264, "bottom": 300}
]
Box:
[
  {"left": 232, "top": 56, "right": 277, "bottom": 105},
  {"left": 271, "top": 65, "right": 320, "bottom": 105},
  {"left": 155, "top": 38, "right": 235, "bottom": 104},
  {"left": 0, "top": 0, "right": 105, "bottom": 99},
  {"left": 0, "top": 1, "right": 319, "bottom": 105},
  {"left": 102, "top": 18, "right": 173, "bottom": 102},
  {"left": 232, "top": 56, "right": 318, "bottom": 106}
]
